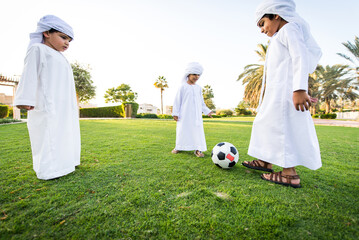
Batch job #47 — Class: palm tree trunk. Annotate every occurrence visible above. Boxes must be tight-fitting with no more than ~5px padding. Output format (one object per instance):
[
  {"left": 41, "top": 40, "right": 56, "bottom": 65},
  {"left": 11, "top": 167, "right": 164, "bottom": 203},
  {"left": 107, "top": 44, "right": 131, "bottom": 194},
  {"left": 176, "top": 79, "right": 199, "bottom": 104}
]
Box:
[
  {"left": 310, "top": 106, "right": 316, "bottom": 115},
  {"left": 161, "top": 89, "right": 163, "bottom": 114},
  {"left": 325, "top": 97, "right": 330, "bottom": 113}
]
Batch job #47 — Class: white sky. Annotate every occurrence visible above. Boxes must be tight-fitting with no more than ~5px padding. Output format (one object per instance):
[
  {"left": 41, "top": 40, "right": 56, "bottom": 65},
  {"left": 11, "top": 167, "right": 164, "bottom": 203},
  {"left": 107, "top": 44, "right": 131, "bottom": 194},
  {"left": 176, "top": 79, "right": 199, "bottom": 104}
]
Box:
[{"left": 0, "top": 0, "right": 357, "bottom": 109}]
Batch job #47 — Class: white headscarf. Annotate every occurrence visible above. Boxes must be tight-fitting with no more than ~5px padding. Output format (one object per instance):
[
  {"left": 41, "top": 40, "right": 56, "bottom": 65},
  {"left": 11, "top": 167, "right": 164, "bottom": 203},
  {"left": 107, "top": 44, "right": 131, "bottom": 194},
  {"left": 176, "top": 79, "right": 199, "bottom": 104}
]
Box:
[
  {"left": 28, "top": 15, "right": 74, "bottom": 50},
  {"left": 182, "top": 62, "right": 204, "bottom": 83},
  {"left": 255, "top": 0, "right": 321, "bottom": 73}
]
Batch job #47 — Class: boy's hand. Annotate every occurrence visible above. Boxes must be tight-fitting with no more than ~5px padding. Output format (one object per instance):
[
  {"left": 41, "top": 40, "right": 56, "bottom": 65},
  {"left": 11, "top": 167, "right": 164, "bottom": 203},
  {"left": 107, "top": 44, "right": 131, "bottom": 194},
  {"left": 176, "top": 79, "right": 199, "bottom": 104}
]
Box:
[
  {"left": 310, "top": 97, "right": 318, "bottom": 103},
  {"left": 208, "top": 112, "right": 213, "bottom": 118},
  {"left": 16, "top": 105, "right": 34, "bottom": 110},
  {"left": 292, "top": 90, "right": 311, "bottom": 112},
  {"left": 173, "top": 116, "right": 178, "bottom": 121}
]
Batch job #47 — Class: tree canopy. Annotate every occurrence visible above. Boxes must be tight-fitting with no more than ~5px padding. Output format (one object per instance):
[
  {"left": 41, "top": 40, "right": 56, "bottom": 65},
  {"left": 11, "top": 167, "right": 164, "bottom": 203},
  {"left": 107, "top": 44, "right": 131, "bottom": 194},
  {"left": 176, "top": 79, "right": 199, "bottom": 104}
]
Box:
[
  {"left": 104, "top": 84, "right": 138, "bottom": 103},
  {"left": 71, "top": 62, "right": 96, "bottom": 103},
  {"left": 337, "top": 36, "right": 359, "bottom": 86},
  {"left": 315, "top": 64, "right": 357, "bottom": 113},
  {"left": 237, "top": 44, "right": 267, "bottom": 108},
  {"left": 202, "top": 85, "right": 216, "bottom": 110}
]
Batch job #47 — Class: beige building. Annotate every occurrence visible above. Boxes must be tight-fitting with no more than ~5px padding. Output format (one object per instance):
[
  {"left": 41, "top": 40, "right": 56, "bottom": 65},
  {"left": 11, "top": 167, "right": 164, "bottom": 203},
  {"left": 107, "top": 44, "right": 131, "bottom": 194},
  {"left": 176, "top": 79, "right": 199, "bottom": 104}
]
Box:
[
  {"left": 165, "top": 105, "right": 173, "bottom": 115},
  {"left": 138, "top": 103, "right": 158, "bottom": 114},
  {"left": 79, "top": 103, "right": 97, "bottom": 109},
  {"left": 0, "top": 93, "right": 13, "bottom": 106}
]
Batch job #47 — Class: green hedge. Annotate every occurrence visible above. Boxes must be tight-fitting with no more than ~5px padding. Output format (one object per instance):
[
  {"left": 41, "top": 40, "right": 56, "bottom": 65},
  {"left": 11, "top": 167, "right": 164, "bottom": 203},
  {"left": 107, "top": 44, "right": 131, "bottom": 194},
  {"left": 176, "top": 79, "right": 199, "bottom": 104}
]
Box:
[
  {"left": 236, "top": 109, "right": 253, "bottom": 115},
  {"left": 320, "top": 113, "right": 337, "bottom": 119},
  {"left": 0, "top": 105, "right": 9, "bottom": 118},
  {"left": 136, "top": 113, "right": 158, "bottom": 118},
  {"left": 158, "top": 114, "right": 173, "bottom": 119},
  {"left": 203, "top": 114, "right": 222, "bottom": 118},
  {"left": 122, "top": 102, "right": 139, "bottom": 118},
  {"left": 216, "top": 109, "right": 233, "bottom": 117},
  {"left": 80, "top": 106, "right": 124, "bottom": 118}
]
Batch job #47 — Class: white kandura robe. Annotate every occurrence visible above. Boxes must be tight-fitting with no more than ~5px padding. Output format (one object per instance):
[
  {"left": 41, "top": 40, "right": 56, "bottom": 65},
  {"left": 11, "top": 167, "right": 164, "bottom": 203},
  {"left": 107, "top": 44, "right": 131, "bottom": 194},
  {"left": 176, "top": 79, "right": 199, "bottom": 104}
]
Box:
[
  {"left": 15, "top": 43, "right": 81, "bottom": 180},
  {"left": 248, "top": 23, "right": 321, "bottom": 170},
  {"left": 172, "top": 83, "right": 211, "bottom": 151}
]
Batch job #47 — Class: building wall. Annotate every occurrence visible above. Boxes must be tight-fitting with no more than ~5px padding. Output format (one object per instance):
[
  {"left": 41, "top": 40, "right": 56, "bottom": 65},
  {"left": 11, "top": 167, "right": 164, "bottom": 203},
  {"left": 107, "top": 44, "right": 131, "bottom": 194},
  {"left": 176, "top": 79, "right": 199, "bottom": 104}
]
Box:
[
  {"left": 138, "top": 103, "right": 158, "bottom": 114},
  {"left": 0, "top": 93, "right": 13, "bottom": 105},
  {"left": 165, "top": 105, "right": 173, "bottom": 115}
]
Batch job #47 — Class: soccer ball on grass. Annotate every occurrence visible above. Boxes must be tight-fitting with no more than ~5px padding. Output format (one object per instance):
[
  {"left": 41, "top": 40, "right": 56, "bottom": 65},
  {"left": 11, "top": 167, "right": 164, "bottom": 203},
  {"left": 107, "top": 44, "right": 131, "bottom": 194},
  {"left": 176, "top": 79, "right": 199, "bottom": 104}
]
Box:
[{"left": 211, "top": 142, "right": 239, "bottom": 169}]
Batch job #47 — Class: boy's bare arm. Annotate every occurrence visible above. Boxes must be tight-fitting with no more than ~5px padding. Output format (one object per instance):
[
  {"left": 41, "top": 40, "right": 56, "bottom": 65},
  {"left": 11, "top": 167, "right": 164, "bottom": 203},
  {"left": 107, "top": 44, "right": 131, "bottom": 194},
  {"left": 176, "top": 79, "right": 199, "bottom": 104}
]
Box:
[
  {"left": 16, "top": 105, "right": 35, "bottom": 110},
  {"left": 292, "top": 90, "right": 311, "bottom": 112},
  {"left": 173, "top": 116, "right": 178, "bottom": 121}
]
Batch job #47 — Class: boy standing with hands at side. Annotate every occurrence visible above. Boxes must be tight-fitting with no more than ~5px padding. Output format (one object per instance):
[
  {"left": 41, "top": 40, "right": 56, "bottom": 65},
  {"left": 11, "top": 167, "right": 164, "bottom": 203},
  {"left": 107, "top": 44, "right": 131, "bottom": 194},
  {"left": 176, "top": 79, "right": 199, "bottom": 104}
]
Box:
[
  {"left": 172, "top": 62, "right": 213, "bottom": 157},
  {"left": 242, "top": 0, "right": 322, "bottom": 188},
  {"left": 15, "top": 15, "right": 81, "bottom": 180}
]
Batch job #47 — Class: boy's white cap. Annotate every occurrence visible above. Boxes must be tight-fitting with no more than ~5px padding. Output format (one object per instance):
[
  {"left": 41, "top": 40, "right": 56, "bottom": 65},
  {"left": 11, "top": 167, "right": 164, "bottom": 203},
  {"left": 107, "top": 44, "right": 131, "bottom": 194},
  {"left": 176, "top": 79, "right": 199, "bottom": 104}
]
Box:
[
  {"left": 255, "top": 0, "right": 296, "bottom": 25},
  {"left": 255, "top": 0, "right": 321, "bottom": 73},
  {"left": 28, "top": 15, "right": 74, "bottom": 50},
  {"left": 182, "top": 62, "right": 204, "bottom": 83}
]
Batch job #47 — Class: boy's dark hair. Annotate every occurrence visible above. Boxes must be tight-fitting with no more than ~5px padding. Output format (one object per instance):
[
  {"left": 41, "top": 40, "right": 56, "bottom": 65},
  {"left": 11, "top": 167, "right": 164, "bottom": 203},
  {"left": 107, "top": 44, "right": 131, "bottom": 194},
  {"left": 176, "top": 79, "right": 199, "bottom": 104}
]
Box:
[
  {"left": 48, "top": 28, "right": 59, "bottom": 33},
  {"left": 262, "top": 14, "right": 275, "bottom": 20},
  {"left": 44, "top": 28, "right": 73, "bottom": 41}
]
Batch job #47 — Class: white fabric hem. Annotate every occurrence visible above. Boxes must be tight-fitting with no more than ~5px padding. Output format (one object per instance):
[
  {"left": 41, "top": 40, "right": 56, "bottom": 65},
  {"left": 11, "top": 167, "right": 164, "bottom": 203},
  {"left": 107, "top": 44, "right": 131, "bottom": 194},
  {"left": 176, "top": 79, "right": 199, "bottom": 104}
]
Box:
[{"left": 36, "top": 167, "right": 75, "bottom": 180}]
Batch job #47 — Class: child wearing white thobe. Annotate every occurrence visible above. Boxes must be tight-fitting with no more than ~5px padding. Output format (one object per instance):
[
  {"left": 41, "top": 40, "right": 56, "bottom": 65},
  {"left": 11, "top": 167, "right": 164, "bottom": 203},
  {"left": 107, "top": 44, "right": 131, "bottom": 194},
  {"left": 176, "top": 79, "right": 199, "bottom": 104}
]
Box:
[
  {"left": 14, "top": 15, "right": 81, "bottom": 180},
  {"left": 172, "top": 62, "right": 213, "bottom": 157},
  {"left": 242, "top": 0, "right": 322, "bottom": 188}
]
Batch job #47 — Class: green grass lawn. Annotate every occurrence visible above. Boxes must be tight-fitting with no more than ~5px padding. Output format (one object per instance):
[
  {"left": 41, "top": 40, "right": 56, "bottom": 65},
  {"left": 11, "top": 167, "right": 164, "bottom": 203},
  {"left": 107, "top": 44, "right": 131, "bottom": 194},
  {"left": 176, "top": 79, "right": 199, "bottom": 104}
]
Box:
[{"left": 0, "top": 119, "right": 358, "bottom": 239}]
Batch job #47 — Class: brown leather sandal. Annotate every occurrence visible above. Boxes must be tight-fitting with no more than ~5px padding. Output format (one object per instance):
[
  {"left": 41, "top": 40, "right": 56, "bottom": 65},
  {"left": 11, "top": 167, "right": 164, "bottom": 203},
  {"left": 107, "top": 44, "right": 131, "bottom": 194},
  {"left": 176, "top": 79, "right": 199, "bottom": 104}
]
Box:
[
  {"left": 261, "top": 171, "right": 301, "bottom": 188},
  {"left": 242, "top": 160, "right": 273, "bottom": 172},
  {"left": 171, "top": 149, "right": 179, "bottom": 154},
  {"left": 194, "top": 150, "right": 204, "bottom": 158}
]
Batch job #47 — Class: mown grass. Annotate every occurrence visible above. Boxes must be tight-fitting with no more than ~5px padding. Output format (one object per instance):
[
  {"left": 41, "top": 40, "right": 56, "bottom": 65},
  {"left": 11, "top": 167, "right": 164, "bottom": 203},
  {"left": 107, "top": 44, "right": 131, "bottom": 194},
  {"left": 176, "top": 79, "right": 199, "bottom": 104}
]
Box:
[{"left": 0, "top": 119, "right": 358, "bottom": 239}]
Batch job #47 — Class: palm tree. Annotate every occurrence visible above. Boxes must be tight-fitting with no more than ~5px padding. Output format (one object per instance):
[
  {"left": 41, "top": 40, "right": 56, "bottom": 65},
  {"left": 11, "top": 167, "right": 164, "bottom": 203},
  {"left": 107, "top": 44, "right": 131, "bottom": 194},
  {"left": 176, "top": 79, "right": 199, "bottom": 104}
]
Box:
[
  {"left": 337, "top": 36, "right": 359, "bottom": 85},
  {"left": 237, "top": 44, "right": 267, "bottom": 108},
  {"left": 316, "top": 64, "right": 357, "bottom": 113},
  {"left": 154, "top": 76, "right": 169, "bottom": 114},
  {"left": 308, "top": 68, "right": 321, "bottom": 115}
]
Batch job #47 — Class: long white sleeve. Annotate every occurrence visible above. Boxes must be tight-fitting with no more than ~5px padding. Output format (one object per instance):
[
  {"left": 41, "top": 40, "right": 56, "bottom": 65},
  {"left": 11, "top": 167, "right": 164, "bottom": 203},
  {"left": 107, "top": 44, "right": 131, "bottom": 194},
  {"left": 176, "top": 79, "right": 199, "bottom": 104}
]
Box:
[
  {"left": 172, "top": 85, "right": 183, "bottom": 116},
  {"left": 14, "top": 46, "right": 42, "bottom": 107},
  {"left": 279, "top": 23, "right": 309, "bottom": 92}
]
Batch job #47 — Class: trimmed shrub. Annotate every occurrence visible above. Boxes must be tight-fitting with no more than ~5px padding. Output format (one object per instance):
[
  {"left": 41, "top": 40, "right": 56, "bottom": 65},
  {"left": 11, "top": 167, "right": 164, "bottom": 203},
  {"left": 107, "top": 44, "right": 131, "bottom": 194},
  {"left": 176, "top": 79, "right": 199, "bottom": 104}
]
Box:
[
  {"left": 121, "top": 102, "right": 139, "bottom": 118},
  {"left": 320, "top": 113, "right": 337, "bottom": 119},
  {"left": 136, "top": 113, "right": 158, "bottom": 118},
  {"left": 0, "top": 105, "right": 9, "bottom": 118},
  {"left": 80, "top": 106, "right": 124, "bottom": 118},
  {"left": 203, "top": 114, "right": 222, "bottom": 118},
  {"left": 216, "top": 109, "right": 233, "bottom": 117},
  {"left": 0, "top": 119, "right": 21, "bottom": 124},
  {"left": 20, "top": 109, "right": 28, "bottom": 119},
  {"left": 312, "top": 114, "right": 320, "bottom": 118},
  {"left": 8, "top": 107, "right": 13, "bottom": 118},
  {"left": 235, "top": 108, "right": 252, "bottom": 116},
  {"left": 158, "top": 114, "right": 173, "bottom": 119}
]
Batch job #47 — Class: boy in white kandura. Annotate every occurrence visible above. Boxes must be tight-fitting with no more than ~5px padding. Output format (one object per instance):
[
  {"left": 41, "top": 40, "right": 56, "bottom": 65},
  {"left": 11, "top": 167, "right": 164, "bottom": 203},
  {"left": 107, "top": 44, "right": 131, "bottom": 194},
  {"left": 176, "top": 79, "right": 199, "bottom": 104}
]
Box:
[
  {"left": 242, "top": 0, "right": 322, "bottom": 188},
  {"left": 14, "top": 15, "right": 81, "bottom": 180},
  {"left": 172, "top": 62, "right": 213, "bottom": 157}
]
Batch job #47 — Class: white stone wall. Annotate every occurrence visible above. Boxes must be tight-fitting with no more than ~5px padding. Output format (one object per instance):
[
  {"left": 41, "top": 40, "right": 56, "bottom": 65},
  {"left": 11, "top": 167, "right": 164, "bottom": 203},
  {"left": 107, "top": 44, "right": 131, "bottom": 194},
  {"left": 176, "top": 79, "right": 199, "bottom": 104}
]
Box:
[
  {"left": 138, "top": 103, "right": 158, "bottom": 114},
  {"left": 335, "top": 112, "right": 359, "bottom": 120}
]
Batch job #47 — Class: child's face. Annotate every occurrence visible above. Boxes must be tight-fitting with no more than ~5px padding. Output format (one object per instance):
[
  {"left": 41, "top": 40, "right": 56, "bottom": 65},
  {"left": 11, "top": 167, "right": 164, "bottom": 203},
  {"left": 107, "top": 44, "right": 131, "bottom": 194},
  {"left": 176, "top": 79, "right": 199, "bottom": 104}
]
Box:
[
  {"left": 43, "top": 31, "right": 72, "bottom": 52},
  {"left": 257, "top": 15, "right": 282, "bottom": 37},
  {"left": 187, "top": 74, "right": 200, "bottom": 85}
]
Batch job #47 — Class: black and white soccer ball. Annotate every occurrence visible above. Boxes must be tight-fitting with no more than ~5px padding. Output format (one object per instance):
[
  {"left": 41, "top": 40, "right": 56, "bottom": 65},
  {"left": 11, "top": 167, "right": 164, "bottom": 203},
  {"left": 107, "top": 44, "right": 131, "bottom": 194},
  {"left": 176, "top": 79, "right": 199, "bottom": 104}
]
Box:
[{"left": 211, "top": 142, "right": 239, "bottom": 169}]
